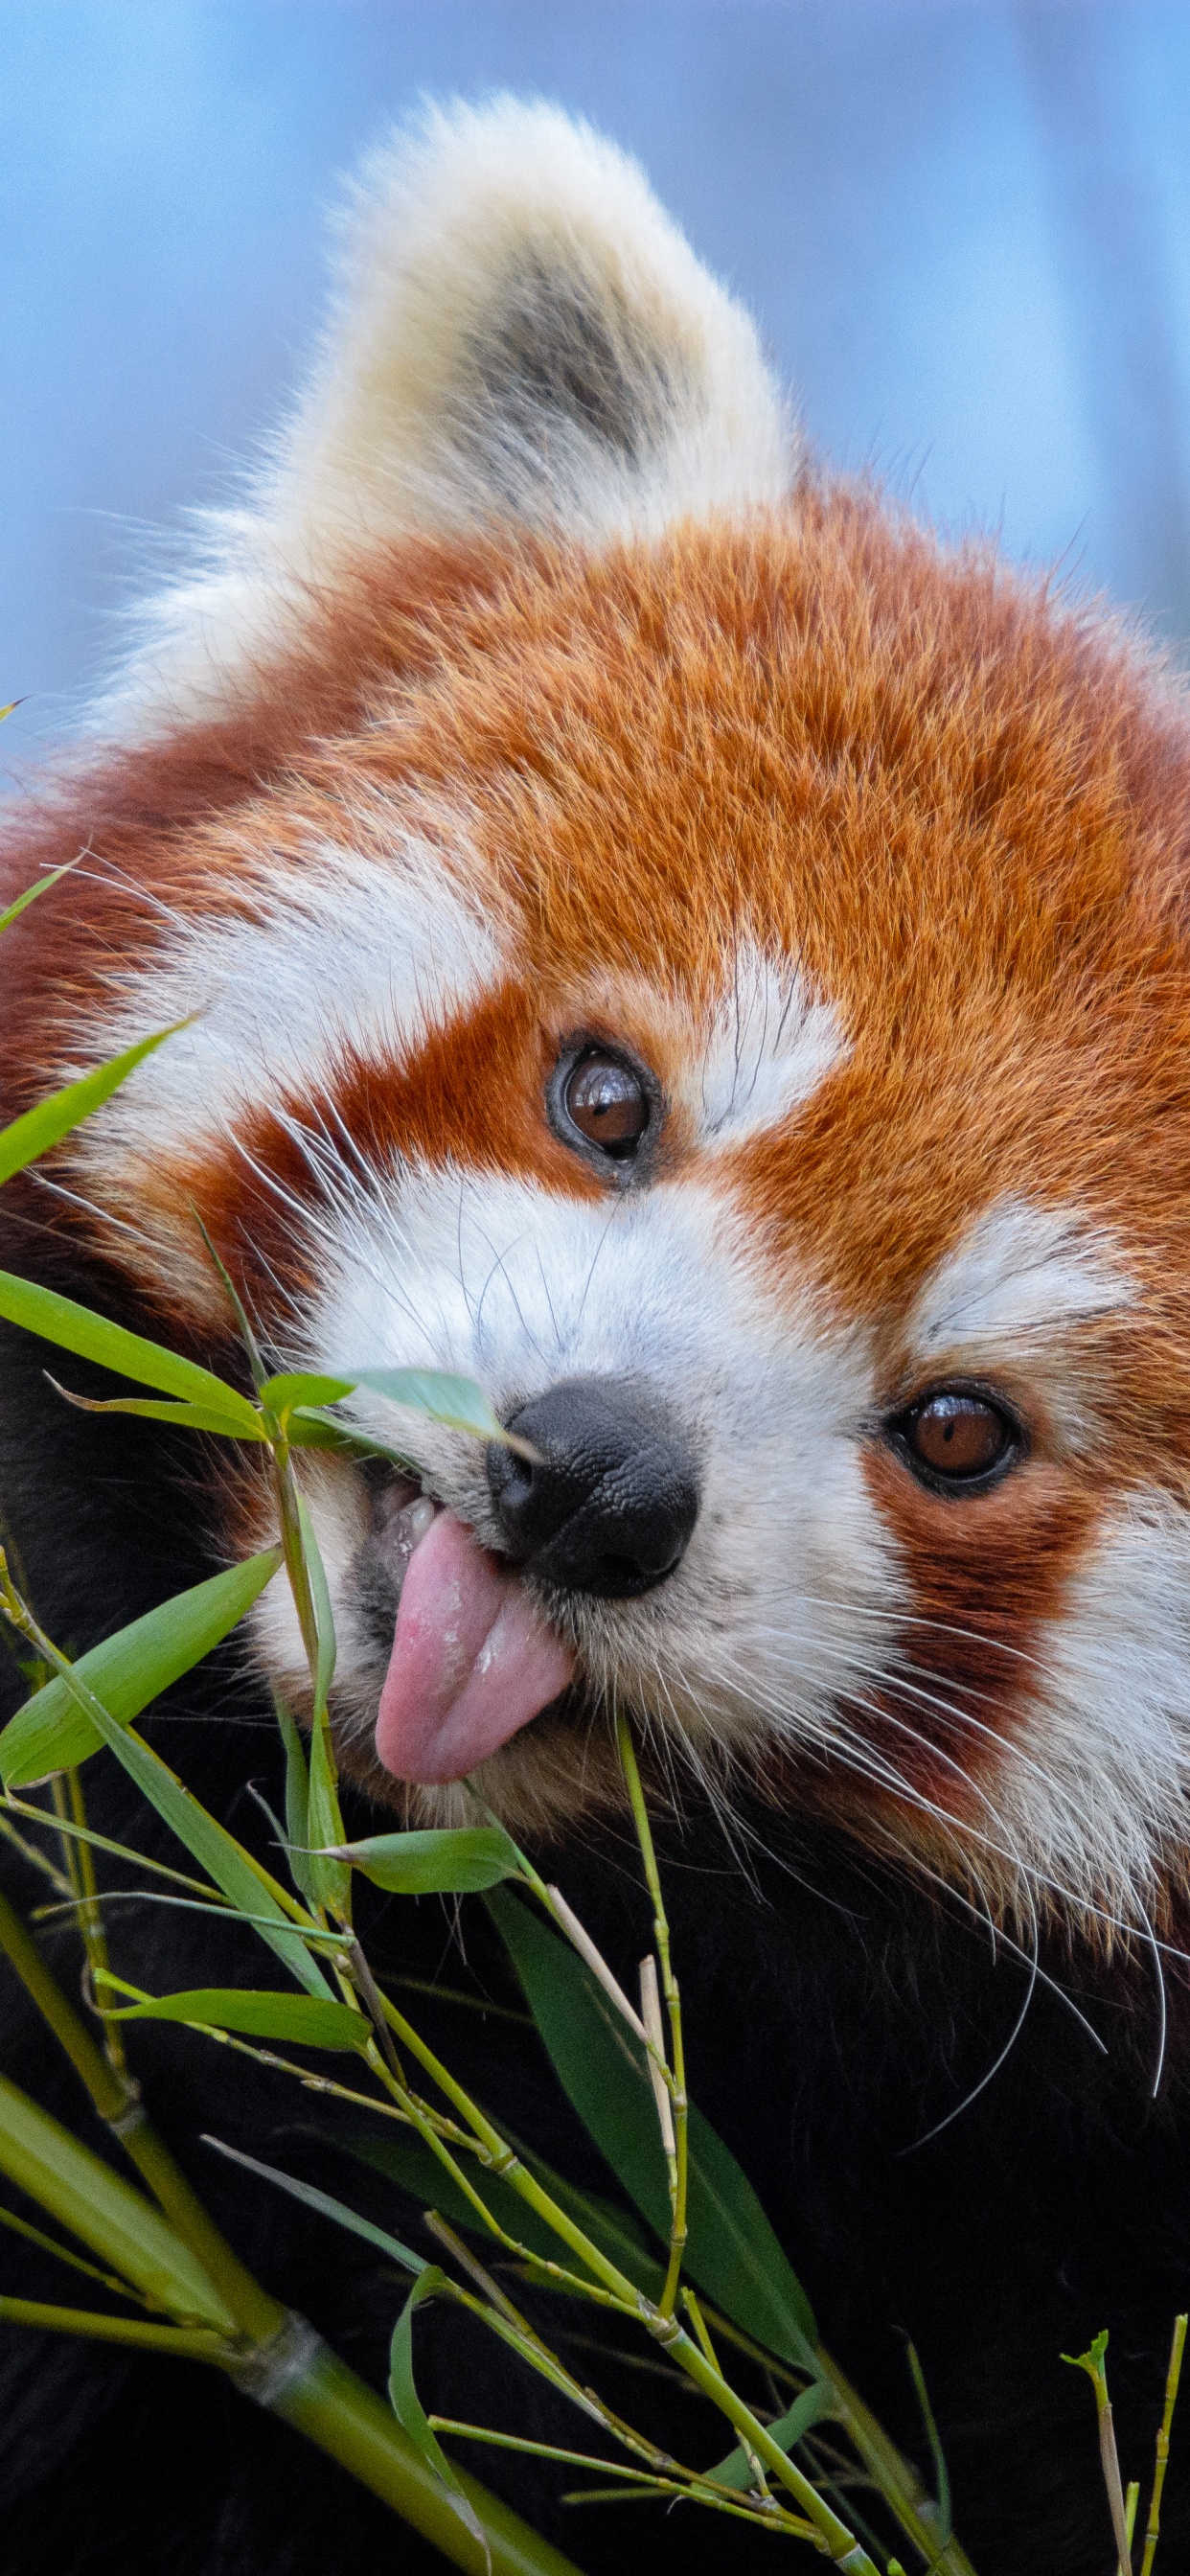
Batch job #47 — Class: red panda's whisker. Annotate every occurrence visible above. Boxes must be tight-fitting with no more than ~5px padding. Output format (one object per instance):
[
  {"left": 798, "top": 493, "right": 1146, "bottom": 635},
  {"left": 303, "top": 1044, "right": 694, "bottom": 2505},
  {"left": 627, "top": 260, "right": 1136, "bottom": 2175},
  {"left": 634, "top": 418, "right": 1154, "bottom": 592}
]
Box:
[
  {"left": 72, "top": 857, "right": 194, "bottom": 937},
  {"left": 741, "top": 1601, "right": 1075, "bottom": 1684},
  {"left": 879, "top": 1837, "right": 1121, "bottom": 2064},
  {"left": 29, "top": 1168, "right": 154, "bottom": 1248},
  {"left": 666, "top": 1628, "right": 1152, "bottom": 1938}
]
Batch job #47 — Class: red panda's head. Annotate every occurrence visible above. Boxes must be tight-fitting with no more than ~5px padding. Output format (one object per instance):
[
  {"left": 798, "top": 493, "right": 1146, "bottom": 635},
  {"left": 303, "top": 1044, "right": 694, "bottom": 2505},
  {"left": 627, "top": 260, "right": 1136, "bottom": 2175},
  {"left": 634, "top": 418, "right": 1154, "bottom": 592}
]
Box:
[{"left": 9, "top": 101, "right": 1190, "bottom": 1941}]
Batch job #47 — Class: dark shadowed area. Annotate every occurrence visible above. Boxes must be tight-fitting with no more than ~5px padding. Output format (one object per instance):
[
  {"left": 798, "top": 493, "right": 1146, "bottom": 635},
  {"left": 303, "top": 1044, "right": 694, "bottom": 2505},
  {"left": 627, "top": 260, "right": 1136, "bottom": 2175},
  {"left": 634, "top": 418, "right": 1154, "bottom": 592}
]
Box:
[{"left": 4, "top": 0, "right": 1190, "bottom": 762}]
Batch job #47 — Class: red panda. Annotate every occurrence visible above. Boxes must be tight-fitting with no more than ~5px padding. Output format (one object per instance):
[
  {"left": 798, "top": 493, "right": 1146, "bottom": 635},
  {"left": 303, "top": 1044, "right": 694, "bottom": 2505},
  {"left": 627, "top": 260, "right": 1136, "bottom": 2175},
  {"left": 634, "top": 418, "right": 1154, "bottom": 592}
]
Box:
[{"left": 2, "top": 98, "right": 1188, "bottom": 2576}]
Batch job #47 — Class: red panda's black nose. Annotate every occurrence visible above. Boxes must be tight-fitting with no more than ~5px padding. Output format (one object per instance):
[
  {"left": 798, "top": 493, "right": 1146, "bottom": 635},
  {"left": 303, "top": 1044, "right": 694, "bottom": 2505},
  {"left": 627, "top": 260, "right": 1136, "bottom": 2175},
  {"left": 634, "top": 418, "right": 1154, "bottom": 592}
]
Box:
[{"left": 487, "top": 1376, "right": 700, "bottom": 1600}]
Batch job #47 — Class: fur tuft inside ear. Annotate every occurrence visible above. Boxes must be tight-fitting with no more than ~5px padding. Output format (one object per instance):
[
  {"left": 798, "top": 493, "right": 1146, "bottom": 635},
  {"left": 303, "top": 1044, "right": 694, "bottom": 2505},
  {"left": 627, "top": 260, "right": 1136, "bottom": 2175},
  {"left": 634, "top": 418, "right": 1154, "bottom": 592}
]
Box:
[{"left": 97, "top": 97, "right": 795, "bottom": 732}]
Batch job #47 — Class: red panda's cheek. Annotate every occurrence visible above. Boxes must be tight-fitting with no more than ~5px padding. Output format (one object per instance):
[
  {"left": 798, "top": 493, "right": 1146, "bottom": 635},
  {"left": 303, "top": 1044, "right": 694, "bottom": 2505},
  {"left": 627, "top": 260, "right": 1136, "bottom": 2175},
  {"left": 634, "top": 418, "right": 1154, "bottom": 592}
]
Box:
[{"left": 858, "top": 1440, "right": 1101, "bottom": 1764}]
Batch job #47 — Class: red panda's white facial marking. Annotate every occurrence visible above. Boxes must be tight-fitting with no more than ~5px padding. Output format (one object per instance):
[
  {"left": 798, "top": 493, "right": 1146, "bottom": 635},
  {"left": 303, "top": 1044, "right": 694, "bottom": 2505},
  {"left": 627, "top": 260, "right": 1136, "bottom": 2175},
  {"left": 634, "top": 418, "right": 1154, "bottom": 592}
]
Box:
[
  {"left": 1027, "top": 1502, "right": 1190, "bottom": 1919},
  {"left": 642, "top": 947, "right": 851, "bottom": 1152},
  {"left": 62, "top": 820, "right": 509, "bottom": 1314},
  {"left": 906, "top": 1202, "right": 1133, "bottom": 1378}
]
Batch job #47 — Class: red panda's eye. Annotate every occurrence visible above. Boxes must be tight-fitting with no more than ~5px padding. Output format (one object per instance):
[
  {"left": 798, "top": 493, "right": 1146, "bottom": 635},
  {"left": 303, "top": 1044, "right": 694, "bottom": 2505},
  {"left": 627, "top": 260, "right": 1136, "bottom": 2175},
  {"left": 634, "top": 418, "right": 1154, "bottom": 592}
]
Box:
[
  {"left": 560, "top": 1052, "right": 651, "bottom": 1160},
  {"left": 900, "top": 1392, "right": 1018, "bottom": 1487}
]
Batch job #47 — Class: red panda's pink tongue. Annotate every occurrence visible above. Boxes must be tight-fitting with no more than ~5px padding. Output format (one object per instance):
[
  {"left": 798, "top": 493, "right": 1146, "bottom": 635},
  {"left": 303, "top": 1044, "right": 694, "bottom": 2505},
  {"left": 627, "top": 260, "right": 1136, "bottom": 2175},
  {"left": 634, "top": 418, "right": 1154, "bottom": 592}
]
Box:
[{"left": 374, "top": 1508, "right": 575, "bottom": 1784}]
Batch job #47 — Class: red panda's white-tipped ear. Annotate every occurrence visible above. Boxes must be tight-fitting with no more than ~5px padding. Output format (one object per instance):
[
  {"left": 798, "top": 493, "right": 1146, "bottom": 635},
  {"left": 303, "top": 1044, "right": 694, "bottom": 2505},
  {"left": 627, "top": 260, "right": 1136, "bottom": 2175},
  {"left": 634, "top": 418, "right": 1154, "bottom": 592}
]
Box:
[
  {"left": 97, "top": 98, "right": 795, "bottom": 733},
  {"left": 300, "top": 96, "right": 793, "bottom": 546}
]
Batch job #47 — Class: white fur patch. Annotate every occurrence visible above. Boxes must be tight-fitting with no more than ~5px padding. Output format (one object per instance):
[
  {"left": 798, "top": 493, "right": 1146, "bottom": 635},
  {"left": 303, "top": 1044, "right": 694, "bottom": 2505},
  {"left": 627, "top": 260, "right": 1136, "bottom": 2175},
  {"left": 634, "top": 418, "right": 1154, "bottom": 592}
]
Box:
[
  {"left": 691, "top": 945, "right": 848, "bottom": 1146},
  {"left": 66, "top": 831, "right": 504, "bottom": 1197},
  {"left": 96, "top": 99, "right": 794, "bottom": 735},
  {"left": 269, "top": 1160, "right": 902, "bottom": 1779},
  {"left": 909, "top": 1199, "right": 1132, "bottom": 1361},
  {"left": 999, "top": 1499, "right": 1190, "bottom": 1925}
]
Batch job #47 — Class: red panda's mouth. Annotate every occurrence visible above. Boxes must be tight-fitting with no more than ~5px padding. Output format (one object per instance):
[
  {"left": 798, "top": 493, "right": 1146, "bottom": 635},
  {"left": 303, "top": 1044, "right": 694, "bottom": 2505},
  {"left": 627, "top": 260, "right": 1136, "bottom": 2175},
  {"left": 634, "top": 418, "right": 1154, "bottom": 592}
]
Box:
[{"left": 369, "top": 1489, "right": 576, "bottom": 1786}]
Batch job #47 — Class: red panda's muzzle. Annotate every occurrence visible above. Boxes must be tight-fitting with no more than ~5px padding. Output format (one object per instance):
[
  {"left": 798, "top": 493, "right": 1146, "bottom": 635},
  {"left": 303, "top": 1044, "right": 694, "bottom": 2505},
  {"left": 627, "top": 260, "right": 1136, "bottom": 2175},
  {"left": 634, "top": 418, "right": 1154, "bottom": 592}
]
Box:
[{"left": 374, "top": 1376, "right": 699, "bottom": 1782}]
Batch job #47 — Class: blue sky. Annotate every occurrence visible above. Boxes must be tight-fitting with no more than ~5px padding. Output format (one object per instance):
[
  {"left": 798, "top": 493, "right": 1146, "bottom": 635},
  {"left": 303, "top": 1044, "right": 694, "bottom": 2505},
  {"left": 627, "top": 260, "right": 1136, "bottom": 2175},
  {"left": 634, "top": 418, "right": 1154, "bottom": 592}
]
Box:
[{"left": 5, "top": 2, "right": 1190, "bottom": 758}]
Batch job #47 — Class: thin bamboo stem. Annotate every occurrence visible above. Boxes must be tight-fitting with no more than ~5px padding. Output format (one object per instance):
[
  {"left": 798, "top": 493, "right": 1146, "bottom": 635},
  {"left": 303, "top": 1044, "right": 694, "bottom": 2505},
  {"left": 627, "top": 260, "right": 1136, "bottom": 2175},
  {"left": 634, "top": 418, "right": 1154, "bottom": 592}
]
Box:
[
  {"left": 0, "top": 2293, "right": 230, "bottom": 2359},
  {"left": 427, "top": 2420, "right": 807, "bottom": 2530},
  {"left": 614, "top": 1716, "right": 688, "bottom": 2319},
  {"left": 60, "top": 1767, "right": 128, "bottom": 2077},
  {"left": 0, "top": 1883, "right": 130, "bottom": 2121},
  {"left": 1140, "top": 2312, "right": 1187, "bottom": 2576},
  {"left": 652, "top": 2313, "right": 878, "bottom": 2569},
  {"left": 820, "top": 2347, "right": 980, "bottom": 2576}
]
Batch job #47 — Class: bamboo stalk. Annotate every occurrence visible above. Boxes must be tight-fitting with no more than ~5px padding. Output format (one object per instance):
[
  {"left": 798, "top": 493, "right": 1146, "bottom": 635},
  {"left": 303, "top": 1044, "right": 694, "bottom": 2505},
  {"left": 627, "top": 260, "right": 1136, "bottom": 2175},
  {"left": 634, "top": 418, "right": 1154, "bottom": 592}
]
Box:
[
  {"left": 271, "top": 2337, "right": 582, "bottom": 2576},
  {"left": 1140, "top": 2312, "right": 1187, "bottom": 2576},
  {"left": 0, "top": 1883, "right": 283, "bottom": 2342},
  {"left": 0, "top": 1887, "right": 585, "bottom": 2576}
]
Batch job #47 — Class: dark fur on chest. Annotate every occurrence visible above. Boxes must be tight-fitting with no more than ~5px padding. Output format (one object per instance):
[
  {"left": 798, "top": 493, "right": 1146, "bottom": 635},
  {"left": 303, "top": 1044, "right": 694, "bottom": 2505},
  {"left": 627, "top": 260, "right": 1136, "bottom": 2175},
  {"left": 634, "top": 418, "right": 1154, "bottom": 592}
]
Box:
[{"left": 1, "top": 1302, "right": 1186, "bottom": 2576}]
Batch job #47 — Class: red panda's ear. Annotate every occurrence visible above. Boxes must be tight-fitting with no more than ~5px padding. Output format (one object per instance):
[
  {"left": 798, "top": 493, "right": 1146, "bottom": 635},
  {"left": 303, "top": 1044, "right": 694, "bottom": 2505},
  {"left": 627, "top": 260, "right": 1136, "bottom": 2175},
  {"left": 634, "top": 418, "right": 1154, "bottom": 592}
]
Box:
[
  {"left": 96, "top": 98, "right": 794, "bottom": 736},
  {"left": 312, "top": 96, "right": 795, "bottom": 545}
]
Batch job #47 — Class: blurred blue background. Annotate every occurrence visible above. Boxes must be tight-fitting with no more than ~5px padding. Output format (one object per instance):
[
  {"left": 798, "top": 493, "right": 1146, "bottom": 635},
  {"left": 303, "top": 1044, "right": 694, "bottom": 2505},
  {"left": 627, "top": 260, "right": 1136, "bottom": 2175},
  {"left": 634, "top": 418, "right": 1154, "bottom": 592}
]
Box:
[{"left": 4, "top": 2, "right": 1190, "bottom": 760}]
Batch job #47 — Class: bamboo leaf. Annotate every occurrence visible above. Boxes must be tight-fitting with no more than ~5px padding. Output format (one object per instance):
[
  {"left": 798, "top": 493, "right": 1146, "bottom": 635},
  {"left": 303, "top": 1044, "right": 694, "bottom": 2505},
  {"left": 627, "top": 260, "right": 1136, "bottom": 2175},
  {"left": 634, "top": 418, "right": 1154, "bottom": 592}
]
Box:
[
  {"left": 1, "top": 1792, "right": 226, "bottom": 1895},
  {"left": 346, "top": 1368, "right": 515, "bottom": 1448},
  {"left": 0, "top": 2072, "right": 236, "bottom": 2329},
  {"left": 259, "top": 1372, "right": 355, "bottom": 1414},
  {"left": 389, "top": 2266, "right": 490, "bottom": 2562},
  {"left": 34, "top": 1891, "right": 353, "bottom": 1941},
  {"left": 204, "top": 2136, "right": 425, "bottom": 2274},
  {"left": 47, "top": 1384, "right": 266, "bottom": 1440},
  {"left": 0, "top": 866, "right": 66, "bottom": 937},
  {"left": 286, "top": 1408, "right": 418, "bottom": 1466},
  {"left": 0, "top": 1629, "right": 333, "bottom": 1997},
  {"left": 487, "top": 1890, "right": 818, "bottom": 2369},
  {"left": 275, "top": 1695, "right": 319, "bottom": 1910},
  {"left": 905, "top": 2340, "right": 951, "bottom": 2546},
  {"left": 0, "top": 1024, "right": 187, "bottom": 1188},
  {"left": 709, "top": 2380, "right": 835, "bottom": 2491},
  {"left": 0, "top": 1550, "right": 285, "bottom": 1784},
  {"left": 0, "top": 2295, "right": 230, "bottom": 2362},
  {"left": 0, "top": 2196, "right": 157, "bottom": 2302},
  {"left": 0, "top": 1268, "right": 261, "bottom": 1428},
  {"left": 295, "top": 1497, "right": 336, "bottom": 1723},
  {"left": 329, "top": 1828, "right": 524, "bottom": 1897},
  {"left": 105, "top": 1986, "right": 373, "bottom": 2052}
]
